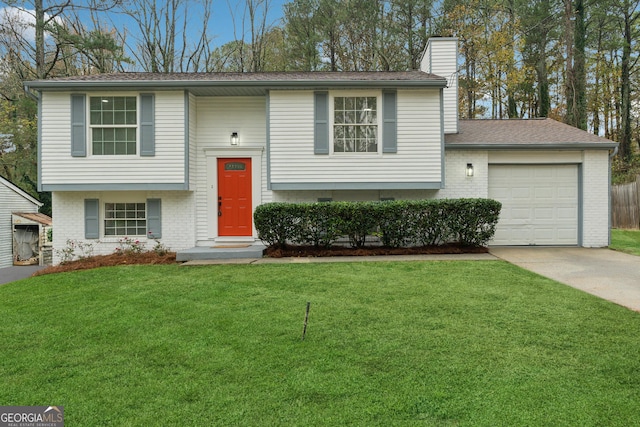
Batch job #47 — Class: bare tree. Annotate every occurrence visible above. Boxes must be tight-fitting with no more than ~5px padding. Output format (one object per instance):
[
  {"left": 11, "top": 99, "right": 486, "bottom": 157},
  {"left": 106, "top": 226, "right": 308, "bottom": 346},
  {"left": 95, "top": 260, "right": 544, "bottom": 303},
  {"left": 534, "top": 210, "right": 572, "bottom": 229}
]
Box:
[
  {"left": 121, "top": 0, "right": 213, "bottom": 72},
  {"left": 0, "top": 0, "right": 122, "bottom": 80},
  {"left": 226, "top": 0, "right": 273, "bottom": 72}
]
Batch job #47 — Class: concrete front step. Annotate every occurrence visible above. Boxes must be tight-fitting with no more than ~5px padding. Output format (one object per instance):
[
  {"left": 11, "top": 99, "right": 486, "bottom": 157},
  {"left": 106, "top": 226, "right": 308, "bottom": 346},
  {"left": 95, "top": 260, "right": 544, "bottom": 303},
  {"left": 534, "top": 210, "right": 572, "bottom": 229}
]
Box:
[{"left": 176, "top": 243, "right": 266, "bottom": 261}]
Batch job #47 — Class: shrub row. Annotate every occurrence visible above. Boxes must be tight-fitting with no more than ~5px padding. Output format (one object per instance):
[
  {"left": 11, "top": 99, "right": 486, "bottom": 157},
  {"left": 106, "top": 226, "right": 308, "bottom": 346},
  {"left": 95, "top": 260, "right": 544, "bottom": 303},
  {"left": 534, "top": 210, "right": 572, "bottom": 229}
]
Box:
[{"left": 254, "top": 198, "right": 502, "bottom": 248}]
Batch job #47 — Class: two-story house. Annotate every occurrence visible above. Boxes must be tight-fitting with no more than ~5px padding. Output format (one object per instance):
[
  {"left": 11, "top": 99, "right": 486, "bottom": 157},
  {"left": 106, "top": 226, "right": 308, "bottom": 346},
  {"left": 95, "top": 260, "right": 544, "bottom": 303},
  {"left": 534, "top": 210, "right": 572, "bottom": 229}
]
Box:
[{"left": 25, "top": 38, "right": 617, "bottom": 263}]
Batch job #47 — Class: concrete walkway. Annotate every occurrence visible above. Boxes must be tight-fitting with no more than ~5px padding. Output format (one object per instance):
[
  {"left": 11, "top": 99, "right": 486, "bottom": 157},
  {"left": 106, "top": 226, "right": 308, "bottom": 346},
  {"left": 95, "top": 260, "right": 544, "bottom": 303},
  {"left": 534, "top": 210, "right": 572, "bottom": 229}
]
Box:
[
  {"left": 181, "top": 252, "right": 496, "bottom": 265},
  {"left": 490, "top": 247, "right": 640, "bottom": 312}
]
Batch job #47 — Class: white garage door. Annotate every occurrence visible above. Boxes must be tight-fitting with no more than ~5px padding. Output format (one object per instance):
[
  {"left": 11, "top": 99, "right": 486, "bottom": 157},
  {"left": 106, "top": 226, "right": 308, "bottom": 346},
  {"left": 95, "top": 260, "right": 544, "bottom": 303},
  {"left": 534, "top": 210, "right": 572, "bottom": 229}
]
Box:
[{"left": 488, "top": 165, "right": 578, "bottom": 245}]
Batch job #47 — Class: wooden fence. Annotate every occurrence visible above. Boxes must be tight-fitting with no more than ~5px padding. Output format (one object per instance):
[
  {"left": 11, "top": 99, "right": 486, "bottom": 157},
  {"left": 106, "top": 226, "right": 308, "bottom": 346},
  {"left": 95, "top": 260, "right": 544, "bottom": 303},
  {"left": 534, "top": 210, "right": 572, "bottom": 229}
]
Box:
[{"left": 612, "top": 175, "right": 640, "bottom": 229}]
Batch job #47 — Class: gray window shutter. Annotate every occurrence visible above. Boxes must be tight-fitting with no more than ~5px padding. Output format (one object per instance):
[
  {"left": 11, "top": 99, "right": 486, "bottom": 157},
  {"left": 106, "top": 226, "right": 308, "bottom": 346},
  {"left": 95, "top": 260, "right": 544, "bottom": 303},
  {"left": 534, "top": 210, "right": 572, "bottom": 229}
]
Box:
[
  {"left": 147, "top": 198, "right": 162, "bottom": 238},
  {"left": 84, "top": 199, "right": 99, "bottom": 239},
  {"left": 314, "top": 91, "right": 329, "bottom": 154},
  {"left": 382, "top": 90, "right": 397, "bottom": 153},
  {"left": 71, "top": 94, "right": 86, "bottom": 157},
  {"left": 140, "top": 93, "right": 155, "bottom": 156}
]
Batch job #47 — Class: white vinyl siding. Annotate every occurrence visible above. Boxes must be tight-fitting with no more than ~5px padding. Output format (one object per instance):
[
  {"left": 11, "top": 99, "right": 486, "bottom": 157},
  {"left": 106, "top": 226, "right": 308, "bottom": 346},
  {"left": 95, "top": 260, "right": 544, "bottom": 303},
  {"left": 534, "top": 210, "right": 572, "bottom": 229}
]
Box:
[
  {"left": 421, "top": 38, "right": 458, "bottom": 134},
  {"left": 269, "top": 89, "right": 442, "bottom": 186},
  {"left": 40, "top": 91, "right": 186, "bottom": 186},
  {"left": 188, "top": 92, "right": 197, "bottom": 189},
  {"left": 0, "top": 181, "right": 40, "bottom": 268},
  {"left": 195, "top": 97, "right": 267, "bottom": 146},
  {"left": 194, "top": 96, "right": 267, "bottom": 242}
]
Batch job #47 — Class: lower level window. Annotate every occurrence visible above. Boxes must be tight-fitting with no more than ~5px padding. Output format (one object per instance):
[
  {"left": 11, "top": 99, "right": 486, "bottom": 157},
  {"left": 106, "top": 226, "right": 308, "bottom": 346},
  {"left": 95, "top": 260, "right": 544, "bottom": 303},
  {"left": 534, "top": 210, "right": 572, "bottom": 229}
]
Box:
[{"left": 104, "top": 203, "right": 146, "bottom": 236}]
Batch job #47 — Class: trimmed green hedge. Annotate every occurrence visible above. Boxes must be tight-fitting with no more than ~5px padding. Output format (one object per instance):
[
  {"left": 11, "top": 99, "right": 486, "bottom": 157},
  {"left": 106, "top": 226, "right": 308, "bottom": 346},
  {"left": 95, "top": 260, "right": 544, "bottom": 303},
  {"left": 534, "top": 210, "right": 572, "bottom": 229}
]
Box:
[{"left": 254, "top": 199, "right": 502, "bottom": 248}]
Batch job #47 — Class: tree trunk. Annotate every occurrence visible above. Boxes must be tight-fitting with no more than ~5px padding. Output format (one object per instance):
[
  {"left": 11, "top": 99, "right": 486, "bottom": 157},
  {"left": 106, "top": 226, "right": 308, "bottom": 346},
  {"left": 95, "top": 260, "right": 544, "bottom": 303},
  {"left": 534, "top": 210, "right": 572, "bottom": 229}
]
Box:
[
  {"left": 35, "top": 0, "right": 45, "bottom": 79},
  {"left": 620, "top": 8, "right": 632, "bottom": 160},
  {"left": 574, "top": 0, "right": 587, "bottom": 130},
  {"left": 564, "top": 0, "right": 575, "bottom": 125},
  {"left": 537, "top": 53, "right": 550, "bottom": 117}
]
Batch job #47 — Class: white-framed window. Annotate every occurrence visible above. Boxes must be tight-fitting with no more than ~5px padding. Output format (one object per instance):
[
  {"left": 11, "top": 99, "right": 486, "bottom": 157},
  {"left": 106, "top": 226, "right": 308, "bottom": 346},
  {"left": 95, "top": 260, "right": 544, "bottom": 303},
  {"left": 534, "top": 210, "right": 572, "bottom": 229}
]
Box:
[
  {"left": 89, "top": 96, "right": 137, "bottom": 155},
  {"left": 332, "top": 94, "right": 379, "bottom": 153},
  {"left": 104, "top": 202, "right": 146, "bottom": 236}
]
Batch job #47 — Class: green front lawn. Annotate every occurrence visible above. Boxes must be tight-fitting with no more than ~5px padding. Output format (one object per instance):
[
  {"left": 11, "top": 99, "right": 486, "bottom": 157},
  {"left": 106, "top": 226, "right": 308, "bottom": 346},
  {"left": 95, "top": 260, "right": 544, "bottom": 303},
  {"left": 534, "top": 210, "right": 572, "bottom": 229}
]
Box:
[
  {"left": 2, "top": 261, "right": 640, "bottom": 426},
  {"left": 611, "top": 228, "right": 640, "bottom": 256}
]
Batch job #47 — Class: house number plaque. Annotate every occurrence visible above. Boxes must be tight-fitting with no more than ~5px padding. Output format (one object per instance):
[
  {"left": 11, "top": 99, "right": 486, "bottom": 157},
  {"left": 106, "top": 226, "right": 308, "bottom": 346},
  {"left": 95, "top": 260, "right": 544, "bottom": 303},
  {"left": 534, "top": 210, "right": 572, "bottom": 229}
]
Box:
[{"left": 224, "top": 162, "right": 246, "bottom": 171}]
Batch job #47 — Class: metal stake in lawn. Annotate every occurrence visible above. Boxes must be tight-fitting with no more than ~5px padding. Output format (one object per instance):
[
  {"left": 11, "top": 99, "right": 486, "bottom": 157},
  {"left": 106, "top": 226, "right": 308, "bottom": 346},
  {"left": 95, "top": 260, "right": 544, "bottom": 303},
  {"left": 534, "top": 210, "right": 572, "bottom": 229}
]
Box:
[{"left": 301, "top": 302, "right": 311, "bottom": 341}]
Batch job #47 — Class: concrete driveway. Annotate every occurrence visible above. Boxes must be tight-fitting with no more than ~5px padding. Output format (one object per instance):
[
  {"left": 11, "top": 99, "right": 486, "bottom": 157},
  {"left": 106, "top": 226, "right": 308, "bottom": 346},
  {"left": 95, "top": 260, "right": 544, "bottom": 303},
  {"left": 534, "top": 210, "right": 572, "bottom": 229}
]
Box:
[
  {"left": 490, "top": 247, "right": 640, "bottom": 312},
  {"left": 0, "top": 265, "right": 46, "bottom": 286}
]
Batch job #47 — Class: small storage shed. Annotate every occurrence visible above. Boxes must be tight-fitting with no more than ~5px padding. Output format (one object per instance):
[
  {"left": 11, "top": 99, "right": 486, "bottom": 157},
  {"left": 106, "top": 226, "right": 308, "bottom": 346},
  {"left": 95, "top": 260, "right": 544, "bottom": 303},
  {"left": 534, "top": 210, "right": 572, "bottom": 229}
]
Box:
[
  {"left": 12, "top": 212, "right": 53, "bottom": 266},
  {"left": 0, "top": 176, "right": 44, "bottom": 268}
]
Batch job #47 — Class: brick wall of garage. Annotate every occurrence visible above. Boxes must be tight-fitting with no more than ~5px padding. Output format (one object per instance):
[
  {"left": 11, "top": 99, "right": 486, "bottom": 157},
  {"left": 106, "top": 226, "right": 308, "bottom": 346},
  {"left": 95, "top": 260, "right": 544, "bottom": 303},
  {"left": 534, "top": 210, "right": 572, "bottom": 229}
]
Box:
[{"left": 582, "top": 150, "right": 611, "bottom": 247}]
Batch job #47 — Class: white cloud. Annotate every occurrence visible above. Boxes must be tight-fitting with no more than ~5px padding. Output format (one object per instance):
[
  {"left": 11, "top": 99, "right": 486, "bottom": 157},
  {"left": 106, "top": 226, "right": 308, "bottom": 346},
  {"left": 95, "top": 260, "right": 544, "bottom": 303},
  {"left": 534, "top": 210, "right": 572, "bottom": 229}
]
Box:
[
  {"left": 0, "top": 7, "right": 37, "bottom": 42},
  {"left": 0, "top": 6, "right": 61, "bottom": 43}
]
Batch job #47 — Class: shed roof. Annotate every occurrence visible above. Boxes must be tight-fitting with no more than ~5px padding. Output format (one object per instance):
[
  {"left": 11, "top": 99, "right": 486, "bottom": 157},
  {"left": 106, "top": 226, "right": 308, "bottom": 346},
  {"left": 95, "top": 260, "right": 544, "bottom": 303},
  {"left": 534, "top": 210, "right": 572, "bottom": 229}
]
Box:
[
  {"left": 12, "top": 212, "right": 52, "bottom": 226},
  {"left": 445, "top": 118, "right": 617, "bottom": 149}
]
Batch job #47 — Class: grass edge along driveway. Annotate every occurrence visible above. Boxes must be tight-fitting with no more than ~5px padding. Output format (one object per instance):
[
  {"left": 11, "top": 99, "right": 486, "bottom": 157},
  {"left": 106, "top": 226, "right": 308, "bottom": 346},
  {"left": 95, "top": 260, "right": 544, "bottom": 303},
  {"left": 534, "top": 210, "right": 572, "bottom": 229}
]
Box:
[
  {"left": 1, "top": 260, "right": 639, "bottom": 426},
  {"left": 610, "top": 228, "right": 640, "bottom": 256}
]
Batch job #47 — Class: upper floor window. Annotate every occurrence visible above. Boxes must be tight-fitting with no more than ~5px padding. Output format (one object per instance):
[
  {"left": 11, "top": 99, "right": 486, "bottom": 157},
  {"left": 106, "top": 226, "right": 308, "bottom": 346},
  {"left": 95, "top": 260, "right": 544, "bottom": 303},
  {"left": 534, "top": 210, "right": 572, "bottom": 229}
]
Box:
[
  {"left": 333, "top": 96, "right": 378, "bottom": 153},
  {"left": 90, "top": 96, "right": 137, "bottom": 155}
]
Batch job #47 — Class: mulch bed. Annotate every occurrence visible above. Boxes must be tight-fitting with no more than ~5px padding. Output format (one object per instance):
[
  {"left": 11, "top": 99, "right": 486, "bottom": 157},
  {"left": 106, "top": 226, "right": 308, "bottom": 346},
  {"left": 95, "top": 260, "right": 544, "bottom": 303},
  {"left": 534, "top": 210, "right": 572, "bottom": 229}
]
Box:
[
  {"left": 33, "top": 252, "right": 177, "bottom": 277},
  {"left": 264, "top": 244, "right": 488, "bottom": 258},
  {"left": 32, "top": 244, "right": 488, "bottom": 277}
]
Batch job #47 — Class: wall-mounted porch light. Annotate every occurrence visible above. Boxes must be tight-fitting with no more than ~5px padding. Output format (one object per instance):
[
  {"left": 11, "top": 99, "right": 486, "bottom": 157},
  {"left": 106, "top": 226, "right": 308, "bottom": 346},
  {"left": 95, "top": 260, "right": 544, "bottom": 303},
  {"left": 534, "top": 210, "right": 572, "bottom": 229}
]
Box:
[
  {"left": 466, "top": 163, "right": 474, "bottom": 177},
  {"left": 230, "top": 132, "right": 239, "bottom": 146}
]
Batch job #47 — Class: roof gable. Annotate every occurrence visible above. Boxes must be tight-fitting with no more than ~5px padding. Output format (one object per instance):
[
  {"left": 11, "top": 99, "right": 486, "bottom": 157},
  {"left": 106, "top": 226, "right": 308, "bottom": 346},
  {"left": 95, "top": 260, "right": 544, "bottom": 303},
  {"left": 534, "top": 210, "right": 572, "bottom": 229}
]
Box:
[{"left": 0, "top": 176, "right": 42, "bottom": 207}]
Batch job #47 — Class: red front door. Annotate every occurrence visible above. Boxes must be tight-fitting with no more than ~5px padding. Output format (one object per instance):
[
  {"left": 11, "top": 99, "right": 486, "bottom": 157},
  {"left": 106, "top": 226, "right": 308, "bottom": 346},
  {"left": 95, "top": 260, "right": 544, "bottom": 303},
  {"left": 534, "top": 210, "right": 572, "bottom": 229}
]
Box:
[{"left": 217, "top": 158, "right": 252, "bottom": 236}]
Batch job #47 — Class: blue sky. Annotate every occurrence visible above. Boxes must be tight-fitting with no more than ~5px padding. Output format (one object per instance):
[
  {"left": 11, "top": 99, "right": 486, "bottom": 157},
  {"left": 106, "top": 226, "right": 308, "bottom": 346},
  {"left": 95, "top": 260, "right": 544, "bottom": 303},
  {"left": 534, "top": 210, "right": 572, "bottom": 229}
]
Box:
[
  {"left": 98, "top": 0, "right": 289, "bottom": 50},
  {"left": 209, "top": 0, "right": 288, "bottom": 45},
  {"left": 0, "top": 0, "right": 289, "bottom": 61}
]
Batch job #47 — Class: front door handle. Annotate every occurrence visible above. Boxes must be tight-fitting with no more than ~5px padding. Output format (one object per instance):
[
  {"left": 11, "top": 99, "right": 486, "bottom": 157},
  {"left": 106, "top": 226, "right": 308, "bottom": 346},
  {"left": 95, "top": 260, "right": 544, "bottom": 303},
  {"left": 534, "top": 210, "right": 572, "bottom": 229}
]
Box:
[{"left": 218, "top": 211, "right": 222, "bottom": 217}]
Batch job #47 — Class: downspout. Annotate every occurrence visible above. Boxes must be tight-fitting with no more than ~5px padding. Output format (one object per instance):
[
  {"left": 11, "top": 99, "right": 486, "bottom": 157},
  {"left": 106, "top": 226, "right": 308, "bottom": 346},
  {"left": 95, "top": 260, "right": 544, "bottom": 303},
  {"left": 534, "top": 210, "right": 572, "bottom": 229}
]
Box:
[
  {"left": 608, "top": 145, "right": 619, "bottom": 246},
  {"left": 23, "top": 84, "right": 42, "bottom": 193},
  {"left": 23, "top": 84, "right": 39, "bottom": 102}
]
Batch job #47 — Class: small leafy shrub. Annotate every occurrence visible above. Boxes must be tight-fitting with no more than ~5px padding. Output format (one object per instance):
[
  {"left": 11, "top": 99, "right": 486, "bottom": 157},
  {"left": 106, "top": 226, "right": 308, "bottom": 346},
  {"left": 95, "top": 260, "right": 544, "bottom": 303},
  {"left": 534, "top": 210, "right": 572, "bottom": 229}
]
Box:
[
  {"left": 378, "top": 200, "right": 416, "bottom": 247},
  {"left": 412, "top": 200, "right": 449, "bottom": 246},
  {"left": 335, "top": 201, "right": 380, "bottom": 248},
  {"left": 152, "top": 239, "right": 170, "bottom": 256},
  {"left": 56, "top": 239, "right": 95, "bottom": 264},
  {"left": 445, "top": 198, "right": 501, "bottom": 246},
  {"left": 253, "top": 202, "right": 302, "bottom": 247},
  {"left": 254, "top": 198, "right": 502, "bottom": 249},
  {"left": 294, "top": 202, "right": 344, "bottom": 247},
  {"left": 114, "top": 237, "right": 146, "bottom": 255}
]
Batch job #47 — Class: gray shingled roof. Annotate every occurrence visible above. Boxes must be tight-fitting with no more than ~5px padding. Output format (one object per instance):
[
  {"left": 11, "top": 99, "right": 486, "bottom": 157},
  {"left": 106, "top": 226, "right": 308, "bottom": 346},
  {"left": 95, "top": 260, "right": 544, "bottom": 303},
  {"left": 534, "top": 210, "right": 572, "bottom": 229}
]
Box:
[
  {"left": 445, "top": 118, "right": 617, "bottom": 149},
  {"left": 25, "top": 71, "right": 447, "bottom": 92},
  {"left": 33, "top": 71, "right": 443, "bottom": 82}
]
